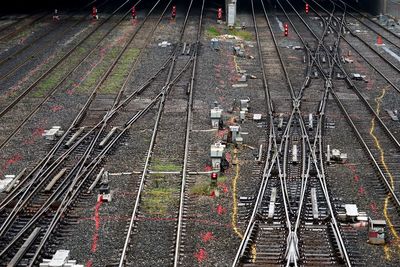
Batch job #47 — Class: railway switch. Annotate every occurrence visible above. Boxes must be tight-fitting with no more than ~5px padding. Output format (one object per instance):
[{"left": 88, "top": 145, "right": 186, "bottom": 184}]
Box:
[
  {"left": 326, "top": 145, "right": 347, "bottom": 164},
  {"left": 40, "top": 250, "right": 83, "bottom": 267},
  {"left": 42, "top": 126, "right": 64, "bottom": 141},
  {"left": 0, "top": 175, "right": 14, "bottom": 193}
]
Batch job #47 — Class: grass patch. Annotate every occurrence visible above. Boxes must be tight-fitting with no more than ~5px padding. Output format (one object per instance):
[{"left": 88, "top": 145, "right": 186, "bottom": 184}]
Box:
[
  {"left": 151, "top": 162, "right": 181, "bottom": 172},
  {"left": 206, "top": 26, "right": 221, "bottom": 38},
  {"left": 218, "top": 175, "right": 227, "bottom": 183},
  {"left": 75, "top": 47, "right": 122, "bottom": 93},
  {"left": 228, "top": 28, "right": 253, "bottom": 41},
  {"left": 32, "top": 45, "right": 92, "bottom": 97},
  {"left": 142, "top": 187, "right": 178, "bottom": 215},
  {"left": 190, "top": 181, "right": 211, "bottom": 196},
  {"left": 33, "top": 71, "right": 64, "bottom": 97},
  {"left": 99, "top": 47, "right": 140, "bottom": 94},
  {"left": 142, "top": 176, "right": 178, "bottom": 215}
]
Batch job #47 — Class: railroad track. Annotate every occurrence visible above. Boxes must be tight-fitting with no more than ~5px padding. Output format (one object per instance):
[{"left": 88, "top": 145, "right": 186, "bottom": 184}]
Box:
[
  {"left": 232, "top": 0, "right": 364, "bottom": 266},
  {"left": 0, "top": 0, "right": 103, "bottom": 82},
  {"left": 0, "top": 12, "right": 50, "bottom": 43},
  {"left": 337, "top": 0, "right": 400, "bottom": 45},
  {"left": 0, "top": 0, "right": 188, "bottom": 265},
  {"left": 0, "top": 0, "right": 139, "bottom": 150},
  {"left": 303, "top": 0, "right": 400, "bottom": 210},
  {"left": 118, "top": 1, "right": 207, "bottom": 265},
  {"left": 305, "top": 0, "right": 400, "bottom": 98},
  {"left": 0, "top": 14, "right": 36, "bottom": 37},
  {"left": 283, "top": 0, "right": 400, "bottom": 262}
]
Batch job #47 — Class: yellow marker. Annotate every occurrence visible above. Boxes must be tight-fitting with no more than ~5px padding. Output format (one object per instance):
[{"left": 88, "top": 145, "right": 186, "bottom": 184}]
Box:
[
  {"left": 231, "top": 148, "right": 258, "bottom": 262},
  {"left": 233, "top": 55, "right": 241, "bottom": 73},
  {"left": 369, "top": 86, "right": 400, "bottom": 259},
  {"left": 231, "top": 148, "right": 243, "bottom": 239}
]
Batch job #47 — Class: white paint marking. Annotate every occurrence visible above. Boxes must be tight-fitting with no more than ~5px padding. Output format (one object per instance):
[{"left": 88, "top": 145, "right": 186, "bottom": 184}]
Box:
[{"left": 381, "top": 46, "right": 400, "bottom": 63}]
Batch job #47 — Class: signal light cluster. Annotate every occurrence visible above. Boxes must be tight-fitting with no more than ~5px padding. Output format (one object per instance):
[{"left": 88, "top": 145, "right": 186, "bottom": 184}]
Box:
[
  {"left": 217, "top": 8, "right": 223, "bottom": 20},
  {"left": 284, "top": 23, "right": 288, "bottom": 37}
]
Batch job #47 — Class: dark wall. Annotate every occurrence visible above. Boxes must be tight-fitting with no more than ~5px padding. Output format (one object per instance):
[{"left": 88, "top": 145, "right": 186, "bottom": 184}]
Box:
[
  {"left": 1, "top": 0, "right": 383, "bottom": 14},
  {"left": 356, "top": 0, "right": 381, "bottom": 15},
  {"left": 3, "top": 0, "right": 89, "bottom": 12}
]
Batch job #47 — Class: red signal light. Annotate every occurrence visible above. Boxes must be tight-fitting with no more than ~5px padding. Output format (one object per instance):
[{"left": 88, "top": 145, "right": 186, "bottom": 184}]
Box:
[
  {"left": 305, "top": 3, "right": 309, "bottom": 14},
  {"left": 217, "top": 8, "right": 223, "bottom": 20},
  {"left": 284, "top": 23, "right": 288, "bottom": 37},
  {"left": 172, "top": 6, "right": 176, "bottom": 18},
  {"left": 132, "top": 6, "right": 136, "bottom": 18},
  {"left": 211, "top": 172, "right": 218, "bottom": 180}
]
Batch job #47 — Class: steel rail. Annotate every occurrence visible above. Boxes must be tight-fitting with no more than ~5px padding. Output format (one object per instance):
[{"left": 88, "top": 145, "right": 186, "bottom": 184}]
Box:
[
  {"left": 232, "top": 1, "right": 295, "bottom": 264},
  {"left": 0, "top": 12, "right": 49, "bottom": 43},
  {"left": 119, "top": 0, "right": 201, "bottom": 264},
  {"left": 0, "top": 14, "right": 35, "bottom": 36},
  {"left": 0, "top": 0, "right": 134, "bottom": 121},
  {"left": 0, "top": 0, "right": 107, "bottom": 81},
  {"left": 307, "top": 0, "right": 400, "bottom": 210},
  {"left": 0, "top": 0, "right": 170, "bottom": 248},
  {"left": 0, "top": 0, "right": 144, "bottom": 237},
  {"left": 285, "top": 1, "right": 400, "bottom": 264},
  {"left": 0, "top": 0, "right": 140, "bottom": 152},
  {"left": 173, "top": 0, "right": 205, "bottom": 266},
  {"left": 0, "top": 0, "right": 100, "bottom": 70},
  {"left": 277, "top": 1, "right": 352, "bottom": 265},
  {"left": 8, "top": 24, "right": 195, "bottom": 267},
  {"left": 286, "top": 0, "right": 400, "bottom": 152},
  {"left": 341, "top": 0, "right": 400, "bottom": 41},
  {"left": 310, "top": 0, "right": 400, "bottom": 95}
]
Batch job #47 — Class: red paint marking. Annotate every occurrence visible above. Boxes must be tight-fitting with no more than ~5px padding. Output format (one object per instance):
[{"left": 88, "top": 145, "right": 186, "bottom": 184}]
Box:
[
  {"left": 2, "top": 54, "right": 56, "bottom": 100},
  {"left": 345, "top": 163, "right": 361, "bottom": 184},
  {"left": 370, "top": 202, "right": 378, "bottom": 214},
  {"left": 201, "top": 232, "right": 214, "bottom": 243},
  {"left": 358, "top": 186, "right": 365, "bottom": 196},
  {"left": 33, "top": 127, "right": 45, "bottom": 137},
  {"left": 210, "top": 190, "right": 216, "bottom": 198},
  {"left": 219, "top": 183, "right": 229, "bottom": 193},
  {"left": 204, "top": 165, "right": 212, "bottom": 172},
  {"left": 216, "top": 129, "right": 227, "bottom": 138},
  {"left": 86, "top": 260, "right": 93, "bottom": 267},
  {"left": 134, "top": 216, "right": 231, "bottom": 228},
  {"left": 225, "top": 152, "right": 231, "bottom": 162},
  {"left": 23, "top": 127, "right": 46, "bottom": 145},
  {"left": 216, "top": 204, "right": 225, "bottom": 215},
  {"left": 2, "top": 154, "right": 22, "bottom": 172},
  {"left": 194, "top": 248, "right": 207, "bottom": 262},
  {"left": 90, "top": 196, "right": 103, "bottom": 253},
  {"left": 50, "top": 105, "right": 63, "bottom": 112}
]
